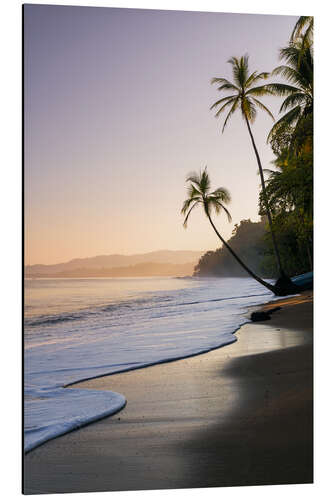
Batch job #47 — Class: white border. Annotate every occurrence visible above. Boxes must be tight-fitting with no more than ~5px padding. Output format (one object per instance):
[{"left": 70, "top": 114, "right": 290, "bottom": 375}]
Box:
[{"left": 1, "top": 1, "right": 331, "bottom": 499}]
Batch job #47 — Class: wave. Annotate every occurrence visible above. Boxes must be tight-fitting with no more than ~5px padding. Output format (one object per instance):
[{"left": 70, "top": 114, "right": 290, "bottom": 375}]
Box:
[
  {"left": 24, "top": 388, "right": 126, "bottom": 453},
  {"left": 25, "top": 296, "right": 155, "bottom": 327},
  {"left": 25, "top": 289, "right": 270, "bottom": 328}
]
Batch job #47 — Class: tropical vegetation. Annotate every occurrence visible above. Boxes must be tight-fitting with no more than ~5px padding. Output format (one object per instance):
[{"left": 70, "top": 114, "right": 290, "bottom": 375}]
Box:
[
  {"left": 260, "top": 18, "right": 313, "bottom": 277},
  {"left": 182, "top": 16, "right": 313, "bottom": 293}
]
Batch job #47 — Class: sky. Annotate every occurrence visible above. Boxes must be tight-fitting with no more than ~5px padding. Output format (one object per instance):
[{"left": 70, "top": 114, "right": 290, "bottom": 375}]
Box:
[{"left": 24, "top": 4, "right": 297, "bottom": 265}]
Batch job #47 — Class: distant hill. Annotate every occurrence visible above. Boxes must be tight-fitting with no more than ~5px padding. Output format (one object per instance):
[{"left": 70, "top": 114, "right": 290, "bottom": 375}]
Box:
[
  {"left": 26, "top": 262, "right": 197, "bottom": 278},
  {"left": 194, "top": 219, "right": 271, "bottom": 278},
  {"left": 25, "top": 250, "right": 204, "bottom": 278}
]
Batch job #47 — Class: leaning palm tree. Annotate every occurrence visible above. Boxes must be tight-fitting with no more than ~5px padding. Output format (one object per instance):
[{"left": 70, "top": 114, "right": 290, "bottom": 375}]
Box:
[
  {"left": 265, "top": 40, "right": 313, "bottom": 147},
  {"left": 210, "top": 55, "right": 287, "bottom": 281},
  {"left": 181, "top": 168, "right": 277, "bottom": 294}
]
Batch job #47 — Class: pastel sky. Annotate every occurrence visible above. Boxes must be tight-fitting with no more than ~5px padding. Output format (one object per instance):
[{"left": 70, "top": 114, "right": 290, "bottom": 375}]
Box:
[{"left": 24, "top": 4, "right": 297, "bottom": 265}]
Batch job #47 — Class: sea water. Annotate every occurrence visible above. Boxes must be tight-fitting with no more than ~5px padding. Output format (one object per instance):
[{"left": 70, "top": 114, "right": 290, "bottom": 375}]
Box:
[{"left": 24, "top": 276, "right": 276, "bottom": 452}]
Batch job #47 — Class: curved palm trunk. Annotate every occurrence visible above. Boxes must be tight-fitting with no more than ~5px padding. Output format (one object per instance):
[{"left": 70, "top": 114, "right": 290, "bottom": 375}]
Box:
[
  {"left": 205, "top": 210, "right": 277, "bottom": 294},
  {"left": 244, "top": 115, "right": 285, "bottom": 277}
]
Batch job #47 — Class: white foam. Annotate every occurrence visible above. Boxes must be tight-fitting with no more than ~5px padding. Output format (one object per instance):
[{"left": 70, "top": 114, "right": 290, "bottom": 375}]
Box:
[{"left": 24, "top": 388, "right": 126, "bottom": 452}]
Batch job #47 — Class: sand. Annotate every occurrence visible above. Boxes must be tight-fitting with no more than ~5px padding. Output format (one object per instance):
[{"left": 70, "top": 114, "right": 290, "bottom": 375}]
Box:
[{"left": 24, "top": 292, "right": 313, "bottom": 494}]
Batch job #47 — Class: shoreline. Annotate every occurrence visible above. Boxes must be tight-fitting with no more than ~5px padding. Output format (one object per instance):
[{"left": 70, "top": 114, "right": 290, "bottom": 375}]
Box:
[
  {"left": 24, "top": 285, "right": 283, "bottom": 455},
  {"left": 60, "top": 289, "right": 291, "bottom": 389},
  {"left": 24, "top": 292, "right": 313, "bottom": 494},
  {"left": 25, "top": 289, "right": 284, "bottom": 454}
]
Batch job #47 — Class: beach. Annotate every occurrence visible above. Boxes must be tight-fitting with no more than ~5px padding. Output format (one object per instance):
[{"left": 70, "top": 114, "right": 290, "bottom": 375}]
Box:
[{"left": 24, "top": 292, "right": 313, "bottom": 494}]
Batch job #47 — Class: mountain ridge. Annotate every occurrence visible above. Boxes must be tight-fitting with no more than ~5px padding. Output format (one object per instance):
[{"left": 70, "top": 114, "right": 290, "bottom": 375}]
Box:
[{"left": 25, "top": 250, "right": 205, "bottom": 277}]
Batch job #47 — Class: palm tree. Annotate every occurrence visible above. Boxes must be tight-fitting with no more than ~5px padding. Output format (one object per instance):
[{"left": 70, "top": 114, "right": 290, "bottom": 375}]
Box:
[
  {"left": 181, "top": 168, "right": 277, "bottom": 294},
  {"left": 210, "top": 55, "right": 286, "bottom": 280},
  {"left": 265, "top": 40, "right": 313, "bottom": 148}
]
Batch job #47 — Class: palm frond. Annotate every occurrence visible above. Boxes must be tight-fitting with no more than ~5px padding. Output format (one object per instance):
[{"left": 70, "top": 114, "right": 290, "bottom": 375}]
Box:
[
  {"left": 291, "top": 16, "right": 313, "bottom": 42},
  {"left": 210, "top": 95, "right": 237, "bottom": 110},
  {"left": 228, "top": 55, "right": 249, "bottom": 88},
  {"left": 263, "top": 82, "right": 300, "bottom": 96},
  {"left": 181, "top": 198, "right": 194, "bottom": 216},
  {"left": 210, "top": 187, "right": 231, "bottom": 204},
  {"left": 244, "top": 70, "right": 258, "bottom": 88},
  {"left": 186, "top": 183, "right": 201, "bottom": 199},
  {"left": 302, "top": 21, "right": 313, "bottom": 47},
  {"left": 246, "top": 84, "right": 274, "bottom": 97},
  {"left": 222, "top": 98, "right": 239, "bottom": 132},
  {"left": 185, "top": 171, "right": 202, "bottom": 188},
  {"left": 279, "top": 92, "right": 308, "bottom": 113},
  {"left": 218, "top": 202, "right": 232, "bottom": 222},
  {"left": 216, "top": 83, "right": 239, "bottom": 92},
  {"left": 239, "top": 54, "right": 249, "bottom": 87},
  {"left": 209, "top": 198, "right": 232, "bottom": 222},
  {"left": 280, "top": 44, "right": 301, "bottom": 64},
  {"left": 245, "top": 71, "right": 270, "bottom": 88},
  {"left": 212, "top": 97, "right": 237, "bottom": 118},
  {"left": 182, "top": 201, "right": 201, "bottom": 228},
  {"left": 251, "top": 97, "right": 275, "bottom": 120},
  {"left": 227, "top": 56, "right": 240, "bottom": 83},
  {"left": 271, "top": 65, "right": 308, "bottom": 89},
  {"left": 210, "top": 77, "right": 238, "bottom": 92},
  {"left": 199, "top": 167, "right": 211, "bottom": 194}
]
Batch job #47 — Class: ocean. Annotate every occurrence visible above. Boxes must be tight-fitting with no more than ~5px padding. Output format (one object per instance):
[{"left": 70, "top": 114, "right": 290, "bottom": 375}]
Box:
[{"left": 24, "top": 276, "right": 276, "bottom": 452}]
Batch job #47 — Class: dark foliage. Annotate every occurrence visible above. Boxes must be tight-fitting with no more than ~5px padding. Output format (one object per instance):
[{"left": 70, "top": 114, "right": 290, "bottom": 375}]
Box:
[{"left": 194, "top": 219, "right": 274, "bottom": 278}]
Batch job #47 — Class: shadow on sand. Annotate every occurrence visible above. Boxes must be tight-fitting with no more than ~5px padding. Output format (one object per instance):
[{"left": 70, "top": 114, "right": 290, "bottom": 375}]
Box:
[{"left": 181, "top": 340, "right": 313, "bottom": 488}]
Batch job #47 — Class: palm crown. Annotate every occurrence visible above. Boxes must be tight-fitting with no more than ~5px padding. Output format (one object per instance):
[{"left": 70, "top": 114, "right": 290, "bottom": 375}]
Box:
[
  {"left": 210, "top": 54, "right": 274, "bottom": 132},
  {"left": 265, "top": 40, "right": 313, "bottom": 143},
  {"left": 181, "top": 168, "right": 232, "bottom": 227}
]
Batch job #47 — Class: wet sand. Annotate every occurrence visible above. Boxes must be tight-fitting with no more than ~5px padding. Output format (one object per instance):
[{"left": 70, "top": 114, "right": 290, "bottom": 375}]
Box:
[{"left": 24, "top": 293, "right": 313, "bottom": 494}]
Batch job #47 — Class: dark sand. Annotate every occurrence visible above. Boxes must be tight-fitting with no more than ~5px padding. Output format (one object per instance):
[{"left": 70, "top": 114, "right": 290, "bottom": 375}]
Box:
[{"left": 24, "top": 293, "right": 313, "bottom": 494}]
